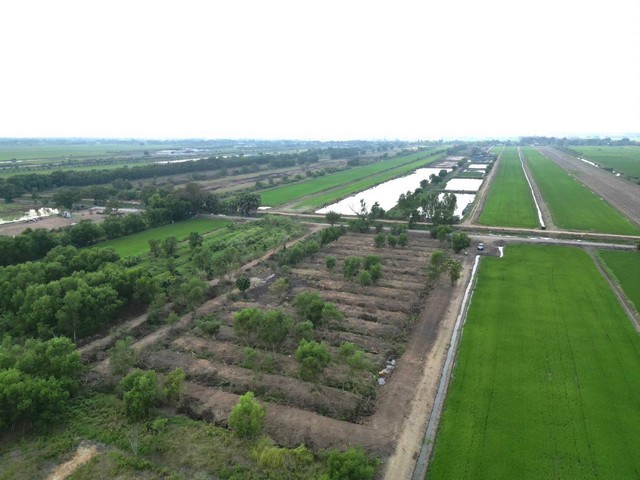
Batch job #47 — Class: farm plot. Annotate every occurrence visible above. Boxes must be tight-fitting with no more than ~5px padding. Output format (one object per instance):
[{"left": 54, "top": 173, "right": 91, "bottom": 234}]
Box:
[
  {"left": 141, "top": 232, "right": 438, "bottom": 432},
  {"left": 478, "top": 147, "right": 538, "bottom": 228},
  {"left": 522, "top": 147, "right": 640, "bottom": 235},
  {"left": 598, "top": 250, "right": 640, "bottom": 313},
  {"left": 428, "top": 245, "right": 640, "bottom": 479},
  {"left": 257, "top": 149, "right": 440, "bottom": 207},
  {"left": 570, "top": 145, "right": 640, "bottom": 178},
  {"left": 97, "top": 218, "right": 230, "bottom": 256}
]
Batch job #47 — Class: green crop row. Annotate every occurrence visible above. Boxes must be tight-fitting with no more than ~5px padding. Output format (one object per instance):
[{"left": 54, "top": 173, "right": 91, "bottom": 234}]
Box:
[
  {"left": 429, "top": 245, "right": 640, "bottom": 479},
  {"left": 478, "top": 147, "right": 538, "bottom": 228},
  {"left": 522, "top": 147, "right": 640, "bottom": 235}
]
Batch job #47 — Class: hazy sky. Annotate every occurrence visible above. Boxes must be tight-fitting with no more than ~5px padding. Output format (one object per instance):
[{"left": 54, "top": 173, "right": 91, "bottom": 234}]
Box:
[{"left": 1, "top": 0, "right": 638, "bottom": 140}]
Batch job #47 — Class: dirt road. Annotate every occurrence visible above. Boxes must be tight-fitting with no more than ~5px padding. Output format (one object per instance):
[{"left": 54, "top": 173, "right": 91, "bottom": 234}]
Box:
[
  {"left": 463, "top": 146, "right": 502, "bottom": 225},
  {"left": 536, "top": 146, "right": 640, "bottom": 227}
]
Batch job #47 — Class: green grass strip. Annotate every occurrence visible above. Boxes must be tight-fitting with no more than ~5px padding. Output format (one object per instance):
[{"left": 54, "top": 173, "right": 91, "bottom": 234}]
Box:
[
  {"left": 599, "top": 250, "right": 640, "bottom": 313},
  {"left": 522, "top": 147, "right": 640, "bottom": 235},
  {"left": 429, "top": 245, "right": 640, "bottom": 479},
  {"left": 257, "top": 149, "right": 439, "bottom": 207},
  {"left": 571, "top": 146, "right": 640, "bottom": 178},
  {"left": 97, "top": 218, "right": 229, "bottom": 257},
  {"left": 478, "top": 147, "right": 538, "bottom": 228}
]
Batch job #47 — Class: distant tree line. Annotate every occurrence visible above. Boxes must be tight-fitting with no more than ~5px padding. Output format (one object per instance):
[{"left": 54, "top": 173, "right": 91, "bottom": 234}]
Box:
[
  {"left": 0, "top": 184, "right": 261, "bottom": 267},
  {"left": 0, "top": 150, "right": 321, "bottom": 200}
]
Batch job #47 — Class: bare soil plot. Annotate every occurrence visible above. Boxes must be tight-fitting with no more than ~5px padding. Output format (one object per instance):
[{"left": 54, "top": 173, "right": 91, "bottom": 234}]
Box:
[
  {"left": 536, "top": 146, "right": 640, "bottom": 227},
  {"left": 92, "top": 231, "right": 467, "bottom": 465}
]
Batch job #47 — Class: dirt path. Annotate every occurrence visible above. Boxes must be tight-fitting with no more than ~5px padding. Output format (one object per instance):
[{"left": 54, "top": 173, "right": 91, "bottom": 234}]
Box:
[
  {"left": 464, "top": 146, "right": 502, "bottom": 225},
  {"left": 536, "top": 146, "right": 640, "bottom": 227},
  {"left": 381, "top": 253, "right": 475, "bottom": 479},
  {"left": 0, "top": 209, "right": 101, "bottom": 236},
  {"left": 47, "top": 441, "right": 99, "bottom": 480},
  {"left": 587, "top": 249, "right": 640, "bottom": 332}
]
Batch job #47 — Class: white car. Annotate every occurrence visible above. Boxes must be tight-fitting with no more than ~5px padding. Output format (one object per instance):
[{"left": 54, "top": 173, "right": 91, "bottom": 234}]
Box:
[{"left": 477, "top": 242, "right": 485, "bottom": 251}]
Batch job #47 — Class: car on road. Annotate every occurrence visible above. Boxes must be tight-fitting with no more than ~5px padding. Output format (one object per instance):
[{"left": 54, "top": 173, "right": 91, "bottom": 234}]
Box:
[{"left": 477, "top": 242, "right": 484, "bottom": 251}]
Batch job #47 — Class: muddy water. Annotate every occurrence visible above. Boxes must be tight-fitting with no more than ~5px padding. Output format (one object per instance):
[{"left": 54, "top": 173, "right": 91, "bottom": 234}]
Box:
[
  {"left": 438, "top": 193, "right": 476, "bottom": 218},
  {"left": 316, "top": 168, "right": 451, "bottom": 215}
]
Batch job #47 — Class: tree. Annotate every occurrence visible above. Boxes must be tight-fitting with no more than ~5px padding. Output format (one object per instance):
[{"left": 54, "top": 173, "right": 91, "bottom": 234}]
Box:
[
  {"left": 293, "top": 291, "right": 326, "bottom": 326},
  {"left": 325, "top": 211, "right": 341, "bottom": 226},
  {"left": 428, "top": 250, "right": 447, "bottom": 281},
  {"left": 387, "top": 235, "right": 398, "bottom": 248},
  {"left": 108, "top": 337, "right": 138, "bottom": 376},
  {"left": 359, "top": 270, "right": 373, "bottom": 286},
  {"left": 161, "top": 236, "right": 178, "bottom": 257},
  {"left": 324, "top": 447, "right": 377, "bottom": 480},
  {"left": 228, "top": 391, "right": 266, "bottom": 439},
  {"left": 257, "top": 309, "right": 292, "bottom": 350},
  {"left": 52, "top": 188, "right": 82, "bottom": 209},
  {"left": 369, "top": 263, "right": 383, "bottom": 283},
  {"left": 374, "top": 233, "right": 386, "bottom": 248},
  {"left": 451, "top": 232, "right": 471, "bottom": 253},
  {"left": 234, "top": 307, "right": 263, "bottom": 345},
  {"left": 119, "top": 369, "right": 160, "bottom": 420},
  {"left": 343, "top": 256, "right": 362, "bottom": 279},
  {"left": 398, "top": 232, "right": 409, "bottom": 247},
  {"left": 295, "top": 339, "right": 330, "bottom": 381},
  {"left": 236, "top": 275, "right": 251, "bottom": 298},
  {"left": 188, "top": 232, "right": 203, "bottom": 249},
  {"left": 163, "top": 368, "right": 185, "bottom": 405},
  {"left": 325, "top": 256, "right": 336, "bottom": 270},
  {"left": 236, "top": 193, "right": 261, "bottom": 216},
  {"left": 447, "top": 258, "right": 463, "bottom": 285},
  {"left": 338, "top": 343, "right": 372, "bottom": 381}
]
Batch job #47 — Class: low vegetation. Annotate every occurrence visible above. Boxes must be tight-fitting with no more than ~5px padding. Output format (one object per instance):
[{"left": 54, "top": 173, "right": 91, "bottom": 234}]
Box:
[
  {"left": 429, "top": 245, "right": 640, "bottom": 478},
  {"left": 479, "top": 146, "right": 539, "bottom": 228},
  {"left": 522, "top": 147, "right": 640, "bottom": 235}
]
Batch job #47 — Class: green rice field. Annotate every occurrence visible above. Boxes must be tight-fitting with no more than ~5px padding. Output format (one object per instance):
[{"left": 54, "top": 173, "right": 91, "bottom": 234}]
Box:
[
  {"left": 599, "top": 250, "right": 640, "bottom": 312},
  {"left": 571, "top": 146, "right": 640, "bottom": 178},
  {"left": 428, "top": 245, "right": 640, "bottom": 479},
  {"left": 257, "top": 149, "right": 440, "bottom": 207},
  {"left": 97, "top": 218, "right": 230, "bottom": 257},
  {"left": 478, "top": 147, "right": 538, "bottom": 228},
  {"left": 522, "top": 147, "right": 640, "bottom": 235}
]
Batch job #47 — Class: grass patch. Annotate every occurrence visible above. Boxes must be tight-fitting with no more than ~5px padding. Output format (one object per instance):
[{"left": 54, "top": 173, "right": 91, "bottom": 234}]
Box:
[
  {"left": 429, "top": 245, "right": 640, "bottom": 479},
  {"left": 257, "top": 149, "right": 440, "bottom": 207},
  {"left": 479, "top": 147, "right": 538, "bottom": 228},
  {"left": 96, "top": 218, "right": 230, "bottom": 257},
  {"left": 571, "top": 145, "right": 640, "bottom": 178},
  {"left": 0, "top": 392, "right": 348, "bottom": 479},
  {"left": 598, "top": 250, "right": 640, "bottom": 312},
  {"left": 522, "top": 147, "right": 640, "bottom": 235}
]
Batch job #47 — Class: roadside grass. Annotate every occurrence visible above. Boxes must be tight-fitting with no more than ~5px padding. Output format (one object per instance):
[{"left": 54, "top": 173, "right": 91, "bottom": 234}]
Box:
[
  {"left": 478, "top": 147, "right": 538, "bottom": 228},
  {"left": 257, "top": 149, "right": 439, "bottom": 207},
  {"left": 289, "top": 151, "right": 446, "bottom": 210},
  {"left": 0, "top": 392, "right": 325, "bottom": 480},
  {"left": 96, "top": 218, "right": 230, "bottom": 257},
  {"left": 598, "top": 250, "right": 640, "bottom": 313},
  {"left": 522, "top": 147, "right": 640, "bottom": 235},
  {"left": 428, "top": 245, "right": 640, "bottom": 479},
  {"left": 571, "top": 145, "right": 640, "bottom": 178}
]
